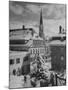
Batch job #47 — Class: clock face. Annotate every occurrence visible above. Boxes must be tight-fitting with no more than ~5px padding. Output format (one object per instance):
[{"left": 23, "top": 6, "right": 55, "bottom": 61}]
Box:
[{"left": 61, "top": 56, "right": 64, "bottom": 61}]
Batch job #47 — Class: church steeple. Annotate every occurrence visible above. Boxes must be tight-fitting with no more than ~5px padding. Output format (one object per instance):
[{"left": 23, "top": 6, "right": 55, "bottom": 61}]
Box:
[{"left": 39, "top": 9, "right": 43, "bottom": 37}]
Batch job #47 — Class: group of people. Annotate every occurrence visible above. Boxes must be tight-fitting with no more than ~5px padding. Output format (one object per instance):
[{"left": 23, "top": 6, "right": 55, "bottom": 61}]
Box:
[{"left": 23, "top": 69, "right": 55, "bottom": 87}]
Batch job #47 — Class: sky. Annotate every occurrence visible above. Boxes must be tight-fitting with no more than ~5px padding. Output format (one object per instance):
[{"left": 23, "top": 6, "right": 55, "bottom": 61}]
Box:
[{"left": 9, "top": 1, "right": 66, "bottom": 36}]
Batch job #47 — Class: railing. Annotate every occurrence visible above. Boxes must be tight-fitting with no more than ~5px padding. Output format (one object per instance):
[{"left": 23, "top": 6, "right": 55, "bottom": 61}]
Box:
[{"left": 55, "top": 74, "right": 66, "bottom": 86}]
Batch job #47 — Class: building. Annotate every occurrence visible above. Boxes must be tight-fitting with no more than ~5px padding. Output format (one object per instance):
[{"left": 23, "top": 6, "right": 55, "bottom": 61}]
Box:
[
  {"left": 29, "top": 10, "right": 51, "bottom": 71},
  {"left": 50, "top": 40, "right": 66, "bottom": 72},
  {"left": 29, "top": 37, "right": 51, "bottom": 71},
  {"left": 9, "top": 51, "right": 28, "bottom": 75},
  {"left": 10, "top": 25, "right": 33, "bottom": 51},
  {"left": 48, "top": 25, "right": 66, "bottom": 72}
]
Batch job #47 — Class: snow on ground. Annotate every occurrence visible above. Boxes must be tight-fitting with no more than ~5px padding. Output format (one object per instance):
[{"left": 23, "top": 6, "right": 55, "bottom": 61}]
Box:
[
  {"left": 9, "top": 75, "right": 32, "bottom": 88},
  {"left": 9, "top": 75, "right": 24, "bottom": 88}
]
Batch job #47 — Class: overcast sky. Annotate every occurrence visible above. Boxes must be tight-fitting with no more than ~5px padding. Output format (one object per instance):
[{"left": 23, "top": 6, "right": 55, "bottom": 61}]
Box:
[{"left": 9, "top": 1, "right": 66, "bottom": 36}]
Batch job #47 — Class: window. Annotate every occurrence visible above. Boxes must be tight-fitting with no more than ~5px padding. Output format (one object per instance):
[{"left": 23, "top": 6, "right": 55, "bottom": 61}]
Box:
[
  {"left": 31, "top": 49, "right": 32, "bottom": 54},
  {"left": 16, "top": 58, "right": 20, "bottom": 64},
  {"left": 36, "top": 49, "right": 38, "bottom": 54},
  {"left": 33, "top": 49, "right": 35, "bottom": 54},
  {"left": 10, "top": 59, "right": 14, "bottom": 65}
]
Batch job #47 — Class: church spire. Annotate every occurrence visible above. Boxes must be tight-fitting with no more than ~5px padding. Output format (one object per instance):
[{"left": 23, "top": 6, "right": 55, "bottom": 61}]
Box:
[{"left": 39, "top": 9, "right": 43, "bottom": 37}]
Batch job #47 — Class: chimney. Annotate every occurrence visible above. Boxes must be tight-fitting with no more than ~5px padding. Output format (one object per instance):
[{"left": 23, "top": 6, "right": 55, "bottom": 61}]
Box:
[
  {"left": 59, "top": 25, "right": 62, "bottom": 34},
  {"left": 22, "top": 25, "right": 25, "bottom": 30}
]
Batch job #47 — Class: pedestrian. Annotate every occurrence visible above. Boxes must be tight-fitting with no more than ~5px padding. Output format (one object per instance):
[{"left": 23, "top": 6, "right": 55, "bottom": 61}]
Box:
[
  {"left": 50, "top": 73, "right": 54, "bottom": 86},
  {"left": 24, "top": 75, "right": 27, "bottom": 83}
]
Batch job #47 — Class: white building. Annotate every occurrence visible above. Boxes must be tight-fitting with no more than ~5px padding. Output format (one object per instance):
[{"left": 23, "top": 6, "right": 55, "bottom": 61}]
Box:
[{"left": 9, "top": 51, "right": 28, "bottom": 75}]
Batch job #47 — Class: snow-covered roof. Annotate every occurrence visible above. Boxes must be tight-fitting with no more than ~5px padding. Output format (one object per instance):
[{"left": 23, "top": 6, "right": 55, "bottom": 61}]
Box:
[
  {"left": 9, "top": 51, "right": 27, "bottom": 56},
  {"left": 49, "top": 40, "right": 66, "bottom": 46}
]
